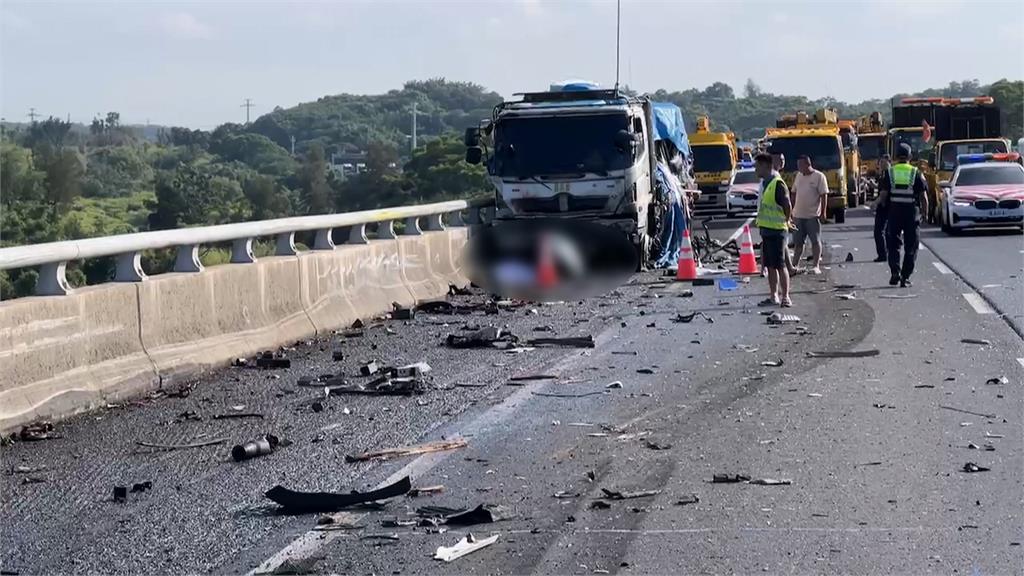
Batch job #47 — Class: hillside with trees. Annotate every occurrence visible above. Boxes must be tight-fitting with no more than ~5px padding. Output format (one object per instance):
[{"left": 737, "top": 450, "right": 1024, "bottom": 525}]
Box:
[{"left": 2, "top": 77, "right": 1021, "bottom": 298}]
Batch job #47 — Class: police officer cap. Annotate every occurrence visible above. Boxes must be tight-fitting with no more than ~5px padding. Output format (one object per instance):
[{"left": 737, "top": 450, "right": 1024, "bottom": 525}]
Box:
[{"left": 897, "top": 143, "right": 912, "bottom": 159}]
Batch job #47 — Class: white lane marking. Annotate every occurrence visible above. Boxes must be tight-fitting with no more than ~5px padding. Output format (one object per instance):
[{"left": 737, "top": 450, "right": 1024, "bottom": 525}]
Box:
[
  {"left": 1017, "top": 358, "right": 1024, "bottom": 369},
  {"left": 932, "top": 261, "right": 953, "bottom": 275},
  {"left": 918, "top": 243, "right": 928, "bottom": 252},
  {"left": 580, "top": 526, "right": 946, "bottom": 534},
  {"left": 962, "top": 292, "right": 995, "bottom": 315},
  {"left": 725, "top": 216, "right": 756, "bottom": 244}
]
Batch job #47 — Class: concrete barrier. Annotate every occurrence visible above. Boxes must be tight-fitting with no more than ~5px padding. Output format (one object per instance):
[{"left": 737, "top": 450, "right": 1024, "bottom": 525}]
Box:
[{"left": 0, "top": 230, "right": 469, "bottom": 432}]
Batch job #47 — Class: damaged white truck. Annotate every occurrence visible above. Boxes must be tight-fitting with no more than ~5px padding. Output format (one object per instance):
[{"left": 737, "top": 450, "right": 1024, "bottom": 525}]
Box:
[{"left": 464, "top": 84, "right": 693, "bottom": 297}]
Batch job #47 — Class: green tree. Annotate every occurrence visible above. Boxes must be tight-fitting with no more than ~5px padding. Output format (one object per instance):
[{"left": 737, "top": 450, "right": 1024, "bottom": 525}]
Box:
[
  {"left": 402, "top": 134, "right": 490, "bottom": 202},
  {"left": 299, "top": 144, "right": 331, "bottom": 214},
  {"left": 0, "top": 142, "right": 44, "bottom": 209},
  {"left": 243, "top": 175, "right": 293, "bottom": 220},
  {"left": 38, "top": 147, "right": 85, "bottom": 217},
  {"left": 989, "top": 79, "right": 1024, "bottom": 141}
]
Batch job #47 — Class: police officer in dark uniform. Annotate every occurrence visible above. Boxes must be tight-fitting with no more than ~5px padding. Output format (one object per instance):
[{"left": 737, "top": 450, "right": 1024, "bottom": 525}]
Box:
[
  {"left": 872, "top": 153, "right": 891, "bottom": 262},
  {"left": 879, "top": 143, "right": 929, "bottom": 287}
]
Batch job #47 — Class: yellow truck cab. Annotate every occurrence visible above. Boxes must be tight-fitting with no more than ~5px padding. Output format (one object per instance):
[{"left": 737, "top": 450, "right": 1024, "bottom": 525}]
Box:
[
  {"left": 689, "top": 116, "right": 738, "bottom": 214},
  {"left": 765, "top": 108, "right": 849, "bottom": 223},
  {"left": 855, "top": 112, "right": 886, "bottom": 199},
  {"left": 928, "top": 138, "right": 1011, "bottom": 199},
  {"left": 838, "top": 120, "right": 864, "bottom": 207}
]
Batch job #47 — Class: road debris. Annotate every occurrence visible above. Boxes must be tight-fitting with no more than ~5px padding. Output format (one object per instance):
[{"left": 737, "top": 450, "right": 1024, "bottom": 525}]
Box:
[
  {"left": 878, "top": 294, "right": 918, "bottom": 299},
  {"left": 984, "top": 432, "right": 1004, "bottom": 439},
  {"left": 554, "top": 491, "right": 579, "bottom": 499},
  {"left": 532, "top": 391, "right": 606, "bottom": 398},
  {"left": 986, "top": 376, "right": 1009, "bottom": 385},
  {"left": 19, "top": 422, "right": 58, "bottom": 442},
  {"left": 961, "top": 338, "right": 992, "bottom": 345},
  {"left": 434, "top": 533, "right": 499, "bottom": 563},
  {"left": 807, "top": 349, "right": 880, "bottom": 358},
  {"left": 675, "top": 494, "right": 700, "bottom": 506},
  {"left": 332, "top": 350, "right": 345, "bottom": 361},
  {"left": 636, "top": 368, "right": 657, "bottom": 374},
  {"left": 345, "top": 439, "right": 468, "bottom": 463},
  {"left": 966, "top": 443, "right": 996, "bottom": 451},
  {"left": 265, "top": 476, "right": 411, "bottom": 513},
  {"left": 232, "top": 434, "right": 280, "bottom": 462},
  {"left": 749, "top": 478, "right": 792, "bottom": 486},
  {"left": 766, "top": 313, "right": 800, "bottom": 325},
  {"left": 734, "top": 344, "right": 759, "bottom": 353},
  {"left": 914, "top": 384, "right": 935, "bottom": 389},
  {"left": 10, "top": 464, "right": 47, "bottom": 474},
  {"left": 311, "top": 510, "right": 368, "bottom": 528},
  {"left": 256, "top": 351, "right": 290, "bottom": 369},
  {"left": 760, "top": 359, "right": 784, "bottom": 367},
  {"left": 605, "top": 381, "right": 623, "bottom": 389},
  {"left": 390, "top": 362, "right": 432, "bottom": 378},
  {"left": 600, "top": 488, "right": 661, "bottom": 500},
  {"left": 589, "top": 500, "right": 611, "bottom": 510},
  {"left": 672, "top": 311, "right": 712, "bottom": 324},
  {"left": 644, "top": 440, "right": 672, "bottom": 450},
  {"left": 961, "top": 462, "right": 991, "bottom": 473},
  {"left": 510, "top": 374, "right": 558, "bottom": 382},
  {"left": 446, "top": 326, "right": 516, "bottom": 349},
  {"left": 835, "top": 293, "right": 857, "bottom": 300},
  {"left": 212, "top": 412, "right": 264, "bottom": 420},
  {"left": 443, "top": 504, "right": 515, "bottom": 526},
  {"left": 845, "top": 252, "right": 854, "bottom": 262},
  {"left": 327, "top": 375, "right": 425, "bottom": 396},
  {"left": 712, "top": 474, "right": 751, "bottom": 483},
  {"left": 940, "top": 405, "right": 996, "bottom": 419},
  {"left": 113, "top": 486, "right": 128, "bottom": 503},
  {"left": 391, "top": 303, "right": 415, "bottom": 320},
  {"left": 21, "top": 476, "right": 46, "bottom": 485},
  {"left": 527, "top": 336, "right": 596, "bottom": 348},
  {"left": 136, "top": 437, "right": 227, "bottom": 451},
  {"left": 359, "top": 361, "right": 381, "bottom": 376},
  {"left": 407, "top": 485, "right": 444, "bottom": 497}
]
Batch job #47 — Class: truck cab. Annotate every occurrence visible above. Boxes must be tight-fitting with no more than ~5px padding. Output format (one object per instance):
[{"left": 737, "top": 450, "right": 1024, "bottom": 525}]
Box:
[
  {"left": 765, "top": 109, "right": 849, "bottom": 223},
  {"left": 689, "top": 116, "right": 737, "bottom": 214},
  {"left": 928, "top": 138, "right": 1011, "bottom": 197}
]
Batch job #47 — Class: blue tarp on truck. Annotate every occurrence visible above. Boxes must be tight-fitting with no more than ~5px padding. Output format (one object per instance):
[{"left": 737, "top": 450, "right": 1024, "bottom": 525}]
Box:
[{"left": 652, "top": 102, "right": 691, "bottom": 158}]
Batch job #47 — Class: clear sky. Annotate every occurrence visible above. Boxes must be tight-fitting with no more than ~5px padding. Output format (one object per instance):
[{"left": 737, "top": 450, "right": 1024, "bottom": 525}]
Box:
[{"left": 2, "top": 0, "right": 1022, "bottom": 129}]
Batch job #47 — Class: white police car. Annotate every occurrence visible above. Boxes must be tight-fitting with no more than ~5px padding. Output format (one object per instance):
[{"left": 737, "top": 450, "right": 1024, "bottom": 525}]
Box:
[
  {"left": 726, "top": 167, "right": 760, "bottom": 216},
  {"left": 938, "top": 153, "right": 1024, "bottom": 234}
]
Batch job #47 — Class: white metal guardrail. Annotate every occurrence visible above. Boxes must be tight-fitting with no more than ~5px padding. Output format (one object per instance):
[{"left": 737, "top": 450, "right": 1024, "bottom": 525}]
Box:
[{"left": 0, "top": 200, "right": 495, "bottom": 296}]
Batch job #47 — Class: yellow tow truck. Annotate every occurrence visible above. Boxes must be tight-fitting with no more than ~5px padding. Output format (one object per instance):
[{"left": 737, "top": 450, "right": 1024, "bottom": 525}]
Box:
[
  {"left": 689, "top": 116, "right": 738, "bottom": 214},
  {"left": 765, "top": 108, "right": 850, "bottom": 223},
  {"left": 856, "top": 112, "right": 886, "bottom": 200}
]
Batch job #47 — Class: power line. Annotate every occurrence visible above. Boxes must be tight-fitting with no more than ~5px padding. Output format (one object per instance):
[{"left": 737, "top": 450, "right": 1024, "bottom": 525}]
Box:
[
  {"left": 28, "top": 107, "right": 39, "bottom": 123},
  {"left": 241, "top": 98, "right": 254, "bottom": 124}
]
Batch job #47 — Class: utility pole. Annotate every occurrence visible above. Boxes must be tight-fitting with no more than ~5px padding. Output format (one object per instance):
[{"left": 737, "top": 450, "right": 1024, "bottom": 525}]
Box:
[
  {"left": 411, "top": 102, "right": 418, "bottom": 151},
  {"left": 28, "top": 107, "right": 38, "bottom": 123},
  {"left": 290, "top": 135, "right": 296, "bottom": 156},
  {"left": 241, "top": 98, "right": 254, "bottom": 124}
]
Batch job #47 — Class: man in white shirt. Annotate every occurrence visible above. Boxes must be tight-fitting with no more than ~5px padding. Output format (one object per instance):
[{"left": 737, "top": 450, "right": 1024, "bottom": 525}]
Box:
[{"left": 791, "top": 155, "right": 828, "bottom": 274}]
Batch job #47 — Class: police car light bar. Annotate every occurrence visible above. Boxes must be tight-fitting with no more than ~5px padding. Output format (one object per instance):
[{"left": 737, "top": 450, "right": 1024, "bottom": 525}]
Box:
[
  {"left": 738, "top": 160, "right": 754, "bottom": 169},
  {"left": 957, "top": 152, "right": 1021, "bottom": 165}
]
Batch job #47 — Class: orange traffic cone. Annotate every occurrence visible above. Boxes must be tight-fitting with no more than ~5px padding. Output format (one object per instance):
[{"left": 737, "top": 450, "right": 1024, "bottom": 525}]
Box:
[
  {"left": 676, "top": 228, "right": 699, "bottom": 281},
  {"left": 536, "top": 235, "right": 558, "bottom": 288},
  {"left": 737, "top": 224, "right": 759, "bottom": 275}
]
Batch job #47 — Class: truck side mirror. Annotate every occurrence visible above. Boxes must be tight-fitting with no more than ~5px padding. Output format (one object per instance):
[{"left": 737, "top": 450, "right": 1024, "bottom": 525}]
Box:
[
  {"left": 465, "top": 146, "right": 483, "bottom": 165},
  {"left": 464, "top": 127, "right": 481, "bottom": 147}
]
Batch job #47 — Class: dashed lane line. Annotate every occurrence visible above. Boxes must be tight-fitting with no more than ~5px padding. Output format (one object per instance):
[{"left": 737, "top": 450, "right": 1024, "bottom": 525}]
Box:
[
  {"left": 962, "top": 292, "right": 996, "bottom": 315},
  {"left": 932, "top": 261, "right": 953, "bottom": 275}
]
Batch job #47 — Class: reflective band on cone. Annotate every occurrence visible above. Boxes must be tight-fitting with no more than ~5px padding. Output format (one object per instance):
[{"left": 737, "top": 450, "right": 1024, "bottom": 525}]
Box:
[
  {"left": 676, "top": 228, "right": 699, "bottom": 281},
  {"left": 536, "top": 235, "right": 558, "bottom": 288},
  {"left": 737, "top": 224, "right": 759, "bottom": 275}
]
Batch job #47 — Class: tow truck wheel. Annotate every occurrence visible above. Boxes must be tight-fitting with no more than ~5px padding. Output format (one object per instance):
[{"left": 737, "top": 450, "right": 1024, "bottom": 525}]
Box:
[{"left": 833, "top": 208, "right": 846, "bottom": 224}]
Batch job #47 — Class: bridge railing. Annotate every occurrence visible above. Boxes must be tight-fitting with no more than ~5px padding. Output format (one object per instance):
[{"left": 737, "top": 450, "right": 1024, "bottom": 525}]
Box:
[{"left": 0, "top": 199, "right": 495, "bottom": 297}]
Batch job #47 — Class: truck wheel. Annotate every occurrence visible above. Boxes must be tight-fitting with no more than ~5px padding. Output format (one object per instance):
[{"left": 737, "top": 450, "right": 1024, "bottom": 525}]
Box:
[
  {"left": 847, "top": 180, "right": 859, "bottom": 208},
  {"left": 833, "top": 208, "right": 846, "bottom": 224}
]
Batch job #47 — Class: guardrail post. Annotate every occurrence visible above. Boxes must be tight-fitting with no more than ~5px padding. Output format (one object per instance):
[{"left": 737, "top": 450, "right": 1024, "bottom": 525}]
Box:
[
  {"left": 313, "top": 228, "right": 335, "bottom": 250},
  {"left": 275, "top": 232, "right": 297, "bottom": 256},
  {"left": 466, "top": 207, "right": 483, "bottom": 225},
  {"left": 347, "top": 223, "right": 369, "bottom": 244},
  {"left": 114, "top": 252, "right": 147, "bottom": 282},
  {"left": 36, "top": 262, "right": 72, "bottom": 296},
  {"left": 378, "top": 220, "right": 397, "bottom": 239},
  {"left": 402, "top": 216, "right": 423, "bottom": 236},
  {"left": 423, "top": 213, "right": 445, "bottom": 231},
  {"left": 231, "top": 238, "right": 256, "bottom": 263},
  {"left": 447, "top": 210, "right": 466, "bottom": 227},
  {"left": 173, "top": 245, "right": 204, "bottom": 273}
]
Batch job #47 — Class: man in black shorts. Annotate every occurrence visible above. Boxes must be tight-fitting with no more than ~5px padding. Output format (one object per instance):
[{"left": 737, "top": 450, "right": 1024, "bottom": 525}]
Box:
[{"left": 754, "top": 153, "right": 793, "bottom": 307}]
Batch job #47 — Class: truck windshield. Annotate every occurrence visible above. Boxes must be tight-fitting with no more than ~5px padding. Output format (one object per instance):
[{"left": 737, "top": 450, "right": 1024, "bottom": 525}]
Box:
[
  {"left": 940, "top": 141, "right": 1008, "bottom": 171},
  {"left": 492, "top": 113, "right": 631, "bottom": 178},
  {"left": 733, "top": 171, "right": 760, "bottom": 184},
  {"left": 955, "top": 165, "right": 1024, "bottom": 186},
  {"left": 692, "top": 146, "right": 734, "bottom": 173},
  {"left": 858, "top": 135, "right": 884, "bottom": 160},
  {"left": 890, "top": 131, "right": 934, "bottom": 161},
  {"left": 767, "top": 137, "right": 842, "bottom": 171}
]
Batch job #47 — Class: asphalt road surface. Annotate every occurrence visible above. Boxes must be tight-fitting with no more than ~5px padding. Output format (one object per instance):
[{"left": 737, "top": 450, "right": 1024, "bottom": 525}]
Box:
[{"left": 2, "top": 208, "right": 1022, "bottom": 575}]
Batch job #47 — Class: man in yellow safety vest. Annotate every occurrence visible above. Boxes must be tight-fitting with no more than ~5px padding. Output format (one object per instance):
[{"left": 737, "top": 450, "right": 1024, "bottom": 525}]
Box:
[
  {"left": 879, "top": 144, "right": 929, "bottom": 288},
  {"left": 755, "top": 153, "right": 794, "bottom": 307}
]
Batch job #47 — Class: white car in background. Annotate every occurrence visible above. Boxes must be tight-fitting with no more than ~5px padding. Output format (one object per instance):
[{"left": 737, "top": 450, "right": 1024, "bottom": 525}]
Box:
[
  {"left": 726, "top": 167, "right": 760, "bottom": 216},
  {"left": 938, "top": 153, "right": 1024, "bottom": 234}
]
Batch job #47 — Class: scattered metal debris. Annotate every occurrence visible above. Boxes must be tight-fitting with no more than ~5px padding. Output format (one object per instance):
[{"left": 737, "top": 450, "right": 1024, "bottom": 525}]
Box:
[
  {"left": 232, "top": 434, "right": 280, "bottom": 462},
  {"left": 447, "top": 326, "right": 517, "bottom": 349},
  {"left": 327, "top": 376, "right": 425, "bottom": 396},
  {"left": 807, "top": 350, "right": 880, "bottom": 358},
  {"left": 136, "top": 438, "right": 227, "bottom": 451},
  {"left": 986, "top": 376, "right": 1009, "bottom": 386},
  {"left": 675, "top": 494, "right": 700, "bottom": 506},
  {"left": 749, "top": 478, "right": 792, "bottom": 486},
  {"left": 835, "top": 293, "right": 857, "bottom": 300},
  {"left": 644, "top": 440, "right": 672, "bottom": 450},
  {"left": 19, "top": 422, "right": 58, "bottom": 442},
  {"left": 600, "top": 488, "right": 661, "bottom": 500},
  {"left": 444, "top": 504, "right": 515, "bottom": 526},
  {"left": 605, "top": 381, "right": 623, "bottom": 389},
  {"left": 672, "top": 311, "right": 712, "bottom": 324},
  {"left": 734, "top": 344, "right": 759, "bottom": 353},
  {"left": 940, "top": 405, "right": 996, "bottom": 419},
  {"left": 961, "top": 338, "right": 992, "bottom": 346},
  {"left": 589, "top": 500, "right": 611, "bottom": 510},
  {"left": 527, "top": 336, "right": 596, "bottom": 348},
  {"left": 265, "top": 476, "right": 412, "bottom": 513},
  {"left": 113, "top": 486, "right": 128, "bottom": 503},
  {"left": 760, "top": 359, "right": 784, "bottom": 367},
  {"left": 962, "top": 462, "right": 991, "bottom": 473},
  {"left": 712, "top": 474, "right": 751, "bottom": 483},
  {"left": 212, "top": 412, "right": 264, "bottom": 420},
  {"left": 636, "top": 368, "right": 657, "bottom": 375},
  {"left": 256, "top": 351, "right": 290, "bottom": 369},
  {"left": 131, "top": 481, "right": 153, "bottom": 493},
  {"left": 766, "top": 312, "right": 800, "bottom": 325},
  {"left": 312, "top": 511, "right": 368, "bottom": 530},
  {"left": 434, "top": 533, "right": 499, "bottom": 563},
  {"left": 392, "top": 303, "right": 415, "bottom": 320},
  {"left": 510, "top": 374, "right": 558, "bottom": 382},
  {"left": 532, "top": 391, "right": 606, "bottom": 399},
  {"left": 553, "top": 491, "right": 579, "bottom": 499},
  {"left": 345, "top": 439, "right": 467, "bottom": 463},
  {"left": 408, "top": 485, "right": 445, "bottom": 497}
]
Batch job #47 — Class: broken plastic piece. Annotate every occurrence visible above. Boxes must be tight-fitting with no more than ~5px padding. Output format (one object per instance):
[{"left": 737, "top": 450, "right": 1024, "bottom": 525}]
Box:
[
  {"left": 232, "top": 434, "right": 280, "bottom": 462},
  {"left": 433, "top": 533, "right": 499, "bottom": 563},
  {"left": 313, "top": 511, "right": 366, "bottom": 530},
  {"left": 961, "top": 462, "right": 990, "bottom": 473},
  {"left": 19, "top": 421, "right": 57, "bottom": 441},
  {"left": 675, "top": 494, "right": 700, "bottom": 506},
  {"left": 390, "top": 362, "right": 431, "bottom": 378},
  {"left": 985, "top": 376, "right": 1009, "bottom": 386},
  {"left": 446, "top": 326, "right": 515, "bottom": 349},
  {"left": 766, "top": 313, "right": 800, "bottom": 325},
  {"left": 600, "top": 488, "right": 661, "bottom": 500},
  {"left": 130, "top": 481, "right": 153, "bottom": 493},
  {"left": 749, "top": 478, "right": 792, "bottom": 485},
  {"left": 961, "top": 338, "right": 992, "bottom": 345},
  {"left": 760, "top": 359, "right": 784, "bottom": 367},
  {"left": 265, "top": 476, "right": 411, "bottom": 513},
  {"left": 606, "top": 381, "right": 623, "bottom": 389},
  {"left": 444, "top": 504, "right": 514, "bottom": 526},
  {"left": 392, "top": 303, "right": 415, "bottom": 320},
  {"left": 589, "top": 500, "right": 611, "bottom": 510},
  {"left": 345, "top": 439, "right": 467, "bottom": 463},
  {"left": 360, "top": 361, "right": 381, "bottom": 376},
  {"left": 527, "top": 336, "right": 595, "bottom": 348},
  {"left": 256, "top": 351, "right": 290, "bottom": 369}
]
